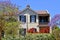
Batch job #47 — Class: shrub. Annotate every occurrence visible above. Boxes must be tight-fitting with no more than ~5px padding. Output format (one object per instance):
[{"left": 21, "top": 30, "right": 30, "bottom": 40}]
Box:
[{"left": 2, "top": 34, "right": 56, "bottom": 40}]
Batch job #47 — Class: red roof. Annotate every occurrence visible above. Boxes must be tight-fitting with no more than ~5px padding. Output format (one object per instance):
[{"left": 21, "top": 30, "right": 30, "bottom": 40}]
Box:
[{"left": 36, "top": 10, "right": 49, "bottom": 14}]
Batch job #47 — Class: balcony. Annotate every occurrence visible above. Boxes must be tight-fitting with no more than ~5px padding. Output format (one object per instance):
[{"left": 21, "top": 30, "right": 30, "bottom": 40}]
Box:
[{"left": 38, "top": 15, "right": 49, "bottom": 25}]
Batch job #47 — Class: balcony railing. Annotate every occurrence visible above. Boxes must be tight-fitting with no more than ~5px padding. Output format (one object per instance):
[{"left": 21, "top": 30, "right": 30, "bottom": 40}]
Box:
[{"left": 39, "top": 22, "right": 49, "bottom": 25}]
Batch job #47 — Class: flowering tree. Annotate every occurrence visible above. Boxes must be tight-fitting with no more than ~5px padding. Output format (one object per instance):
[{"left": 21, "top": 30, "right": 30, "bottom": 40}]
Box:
[
  {"left": 48, "top": 14, "right": 60, "bottom": 40},
  {"left": 0, "top": 0, "right": 19, "bottom": 40},
  {"left": 48, "top": 14, "right": 60, "bottom": 27}
]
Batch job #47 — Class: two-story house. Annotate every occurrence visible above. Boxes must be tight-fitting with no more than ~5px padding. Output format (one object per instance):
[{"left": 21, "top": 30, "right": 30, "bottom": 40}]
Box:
[{"left": 18, "top": 5, "right": 52, "bottom": 33}]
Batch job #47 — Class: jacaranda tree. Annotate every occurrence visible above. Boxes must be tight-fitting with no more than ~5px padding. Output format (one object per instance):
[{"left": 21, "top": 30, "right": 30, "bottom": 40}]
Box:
[{"left": 0, "top": 1, "right": 19, "bottom": 40}]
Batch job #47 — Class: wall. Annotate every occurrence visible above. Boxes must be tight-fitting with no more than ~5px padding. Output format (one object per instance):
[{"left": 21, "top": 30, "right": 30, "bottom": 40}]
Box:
[{"left": 18, "top": 8, "right": 39, "bottom": 32}]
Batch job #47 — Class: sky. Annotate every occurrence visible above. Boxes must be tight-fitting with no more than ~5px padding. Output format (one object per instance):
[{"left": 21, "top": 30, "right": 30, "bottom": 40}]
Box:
[
  {"left": 10, "top": 0, "right": 60, "bottom": 18},
  {"left": 0, "top": 0, "right": 60, "bottom": 18}
]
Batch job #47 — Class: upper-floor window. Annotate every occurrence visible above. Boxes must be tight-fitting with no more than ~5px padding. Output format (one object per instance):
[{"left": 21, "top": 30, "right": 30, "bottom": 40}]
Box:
[
  {"left": 39, "top": 16, "right": 49, "bottom": 24},
  {"left": 19, "top": 15, "right": 26, "bottom": 23},
  {"left": 30, "top": 15, "right": 36, "bottom": 23}
]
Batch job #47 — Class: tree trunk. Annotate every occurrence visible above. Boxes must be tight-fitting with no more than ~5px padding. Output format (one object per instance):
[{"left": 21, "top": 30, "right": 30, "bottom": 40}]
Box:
[
  {"left": 0, "top": 31, "right": 1, "bottom": 40},
  {"left": 0, "top": 26, "right": 2, "bottom": 40}
]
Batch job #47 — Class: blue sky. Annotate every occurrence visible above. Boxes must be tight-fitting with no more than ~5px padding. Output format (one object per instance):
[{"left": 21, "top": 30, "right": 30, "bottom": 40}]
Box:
[{"left": 1, "top": 0, "right": 60, "bottom": 18}]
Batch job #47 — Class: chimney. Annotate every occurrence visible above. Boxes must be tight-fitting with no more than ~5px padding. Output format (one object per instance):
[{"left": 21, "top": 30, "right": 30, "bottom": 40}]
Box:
[{"left": 26, "top": 5, "right": 30, "bottom": 8}]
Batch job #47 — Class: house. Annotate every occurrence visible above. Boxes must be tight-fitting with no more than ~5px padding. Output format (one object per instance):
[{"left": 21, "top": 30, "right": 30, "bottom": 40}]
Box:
[
  {"left": 1, "top": 5, "right": 52, "bottom": 37},
  {"left": 18, "top": 5, "right": 52, "bottom": 33}
]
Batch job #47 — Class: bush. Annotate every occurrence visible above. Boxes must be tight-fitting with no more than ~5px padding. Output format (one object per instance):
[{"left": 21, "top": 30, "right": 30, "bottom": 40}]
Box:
[{"left": 2, "top": 34, "right": 56, "bottom": 40}]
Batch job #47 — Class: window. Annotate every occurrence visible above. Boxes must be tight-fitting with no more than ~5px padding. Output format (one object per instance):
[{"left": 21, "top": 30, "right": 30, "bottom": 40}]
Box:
[
  {"left": 39, "top": 16, "right": 49, "bottom": 23},
  {"left": 19, "top": 15, "right": 26, "bottom": 22},
  {"left": 39, "top": 17, "right": 45, "bottom": 23},
  {"left": 30, "top": 15, "right": 36, "bottom": 23}
]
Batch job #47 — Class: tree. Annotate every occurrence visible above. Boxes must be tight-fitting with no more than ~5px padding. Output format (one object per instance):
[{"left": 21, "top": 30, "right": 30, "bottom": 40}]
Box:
[
  {"left": 53, "top": 27, "right": 60, "bottom": 40},
  {"left": 0, "top": 16, "right": 5, "bottom": 40},
  {"left": 4, "top": 17, "right": 20, "bottom": 38},
  {"left": 0, "top": 1, "right": 19, "bottom": 40}
]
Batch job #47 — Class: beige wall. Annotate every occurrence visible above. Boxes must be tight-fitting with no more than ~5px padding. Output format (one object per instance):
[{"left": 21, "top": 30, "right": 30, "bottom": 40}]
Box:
[
  {"left": 18, "top": 8, "right": 51, "bottom": 33},
  {"left": 18, "top": 9, "right": 39, "bottom": 32}
]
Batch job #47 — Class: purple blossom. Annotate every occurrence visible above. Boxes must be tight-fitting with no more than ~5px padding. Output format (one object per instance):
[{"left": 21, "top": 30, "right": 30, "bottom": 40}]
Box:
[{"left": 48, "top": 14, "right": 60, "bottom": 27}]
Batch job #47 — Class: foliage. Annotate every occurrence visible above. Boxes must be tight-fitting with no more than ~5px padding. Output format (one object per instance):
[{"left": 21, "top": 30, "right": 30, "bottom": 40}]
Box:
[
  {"left": 53, "top": 28, "right": 60, "bottom": 40},
  {"left": 2, "top": 34, "right": 56, "bottom": 40},
  {"left": 0, "top": 1, "right": 19, "bottom": 16},
  {"left": 0, "top": 16, "right": 6, "bottom": 40},
  {"left": 0, "top": 1, "right": 19, "bottom": 40},
  {"left": 4, "top": 17, "right": 20, "bottom": 38}
]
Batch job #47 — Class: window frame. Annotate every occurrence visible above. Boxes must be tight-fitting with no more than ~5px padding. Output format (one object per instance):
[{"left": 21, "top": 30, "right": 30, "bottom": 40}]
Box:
[
  {"left": 39, "top": 16, "right": 49, "bottom": 24},
  {"left": 30, "top": 15, "right": 36, "bottom": 23},
  {"left": 19, "top": 15, "right": 26, "bottom": 23}
]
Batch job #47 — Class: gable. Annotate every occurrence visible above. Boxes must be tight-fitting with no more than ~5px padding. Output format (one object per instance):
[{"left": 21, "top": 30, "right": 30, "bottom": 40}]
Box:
[{"left": 19, "top": 8, "right": 37, "bottom": 15}]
